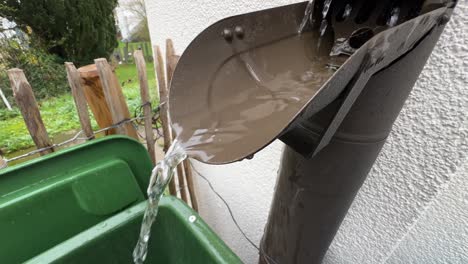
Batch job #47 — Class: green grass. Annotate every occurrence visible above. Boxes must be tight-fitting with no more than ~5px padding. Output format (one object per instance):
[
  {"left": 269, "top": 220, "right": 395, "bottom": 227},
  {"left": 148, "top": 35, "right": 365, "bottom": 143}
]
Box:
[
  {"left": 118, "top": 41, "right": 152, "bottom": 54},
  {"left": 0, "top": 62, "right": 157, "bottom": 155},
  {"left": 116, "top": 62, "right": 158, "bottom": 113},
  {"left": 116, "top": 41, "right": 153, "bottom": 64}
]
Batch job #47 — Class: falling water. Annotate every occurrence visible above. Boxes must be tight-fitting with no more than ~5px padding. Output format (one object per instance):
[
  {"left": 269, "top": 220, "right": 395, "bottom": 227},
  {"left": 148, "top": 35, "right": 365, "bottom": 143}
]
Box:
[
  {"left": 316, "top": 0, "right": 333, "bottom": 51},
  {"left": 133, "top": 141, "right": 187, "bottom": 264},
  {"left": 298, "top": 0, "right": 316, "bottom": 34},
  {"left": 322, "top": 0, "right": 332, "bottom": 18},
  {"left": 330, "top": 38, "right": 355, "bottom": 56},
  {"left": 329, "top": 3, "right": 354, "bottom": 56},
  {"left": 343, "top": 4, "right": 352, "bottom": 20},
  {"left": 298, "top": 0, "right": 334, "bottom": 51},
  {"left": 319, "top": 21, "right": 328, "bottom": 37},
  {"left": 388, "top": 7, "right": 400, "bottom": 27},
  {"left": 320, "top": 0, "right": 333, "bottom": 36}
]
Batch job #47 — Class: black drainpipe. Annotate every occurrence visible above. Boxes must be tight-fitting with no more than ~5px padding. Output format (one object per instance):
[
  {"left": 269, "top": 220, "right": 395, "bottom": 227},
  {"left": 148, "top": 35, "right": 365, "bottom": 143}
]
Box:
[{"left": 260, "top": 3, "right": 457, "bottom": 263}]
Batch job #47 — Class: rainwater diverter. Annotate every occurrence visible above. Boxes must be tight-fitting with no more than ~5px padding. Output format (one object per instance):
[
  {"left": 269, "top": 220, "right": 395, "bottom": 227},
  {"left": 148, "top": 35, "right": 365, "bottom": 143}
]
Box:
[{"left": 168, "top": 0, "right": 458, "bottom": 263}]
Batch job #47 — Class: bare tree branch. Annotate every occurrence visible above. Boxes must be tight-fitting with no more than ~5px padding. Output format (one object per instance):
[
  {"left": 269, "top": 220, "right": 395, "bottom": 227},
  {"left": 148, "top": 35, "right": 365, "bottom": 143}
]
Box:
[{"left": 119, "top": 0, "right": 147, "bottom": 23}]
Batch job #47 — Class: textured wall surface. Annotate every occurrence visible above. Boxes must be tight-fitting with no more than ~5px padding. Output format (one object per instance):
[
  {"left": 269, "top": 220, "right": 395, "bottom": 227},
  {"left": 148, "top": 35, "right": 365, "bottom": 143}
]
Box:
[
  {"left": 145, "top": 1, "right": 468, "bottom": 263},
  {"left": 385, "top": 158, "right": 468, "bottom": 264}
]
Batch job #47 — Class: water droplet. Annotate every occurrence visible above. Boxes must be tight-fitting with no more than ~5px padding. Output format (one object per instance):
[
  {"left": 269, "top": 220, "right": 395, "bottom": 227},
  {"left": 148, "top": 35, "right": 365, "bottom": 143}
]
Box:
[
  {"left": 320, "top": 20, "right": 328, "bottom": 37},
  {"left": 330, "top": 38, "right": 356, "bottom": 57},
  {"left": 319, "top": 0, "right": 333, "bottom": 37},
  {"left": 343, "top": 4, "right": 352, "bottom": 20},
  {"left": 387, "top": 7, "right": 400, "bottom": 27},
  {"left": 322, "top": 0, "right": 333, "bottom": 18},
  {"left": 189, "top": 215, "right": 197, "bottom": 223}
]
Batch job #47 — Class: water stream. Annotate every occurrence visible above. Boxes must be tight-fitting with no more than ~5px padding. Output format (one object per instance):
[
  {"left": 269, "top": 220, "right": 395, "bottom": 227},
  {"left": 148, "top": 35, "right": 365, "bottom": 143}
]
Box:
[
  {"left": 298, "top": 0, "right": 316, "bottom": 34},
  {"left": 133, "top": 141, "right": 187, "bottom": 264},
  {"left": 320, "top": 0, "right": 333, "bottom": 37},
  {"left": 388, "top": 7, "right": 400, "bottom": 27}
]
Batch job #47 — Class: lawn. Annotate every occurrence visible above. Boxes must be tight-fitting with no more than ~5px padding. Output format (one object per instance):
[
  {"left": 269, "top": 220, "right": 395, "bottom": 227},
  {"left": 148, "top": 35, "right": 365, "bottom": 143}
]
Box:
[
  {"left": 0, "top": 62, "right": 158, "bottom": 155},
  {"left": 117, "top": 41, "right": 153, "bottom": 64}
]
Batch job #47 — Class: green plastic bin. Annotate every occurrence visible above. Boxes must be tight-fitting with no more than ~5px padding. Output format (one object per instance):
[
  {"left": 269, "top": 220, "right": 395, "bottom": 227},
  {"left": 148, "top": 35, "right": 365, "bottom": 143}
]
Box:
[{"left": 0, "top": 136, "right": 241, "bottom": 263}]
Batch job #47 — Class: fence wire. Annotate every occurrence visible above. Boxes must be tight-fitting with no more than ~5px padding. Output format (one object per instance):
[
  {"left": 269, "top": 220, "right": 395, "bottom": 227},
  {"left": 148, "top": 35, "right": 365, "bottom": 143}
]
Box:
[
  {"left": 189, "top": 161, "right": 280, "bottom": 264},
  {"left": 1, "top": 104, "right": 162, "bottom": 169}
]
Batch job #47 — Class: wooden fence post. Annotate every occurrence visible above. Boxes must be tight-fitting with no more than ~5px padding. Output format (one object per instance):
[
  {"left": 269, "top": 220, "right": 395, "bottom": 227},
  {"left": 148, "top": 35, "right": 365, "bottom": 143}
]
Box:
[
  {"left": 0, "top": 152, "right": 6, "bottom": 169},
  {"left": 154, "top": 45, "right": 176, "bottom": 195},
  {"left": 7, "top": 69, "right": 54, "bottom": 155},
  {"left": 78, "top": 64, "right": 116, "bottom": 135},
  {"left": 164, "top": 40, "right": 183, "bottom": 198},
  {"left": 154, "top": 45, "right": 172, "bottom": 153},
  {"left": 144, "top": 43, "right": 150, "bottom": 61},
  {"left": 165, "top": 39, "right": 178, "bottom": 86},
  {"left": 166, "top": 39, "right": 198, "bottom": 211},
  {"left": 94, "top": 58, "right": 138, "bottom": 139},
  {"left": 129, "top": 46, "right": 135, "bottom": 63},
  {"left": 0, "top": 88, "right": 12, "bottom": 110},
  {"left": 134, "top": 50, "right": 157, "bottom": 165},
  {"left": 65, "top": 63, "right": 95, "bottom": 140},
  {"left": 124, "top": 42, "right": 129, "bottom": 63},
  {"left": 165, "top": 39, "right": 198, "bottom": 208},
  {"left": 184, "top": 159, "right": 199, "bottom": 211},
  {"left": 177, "top": 162, "right": 189, "bottom": 203}
]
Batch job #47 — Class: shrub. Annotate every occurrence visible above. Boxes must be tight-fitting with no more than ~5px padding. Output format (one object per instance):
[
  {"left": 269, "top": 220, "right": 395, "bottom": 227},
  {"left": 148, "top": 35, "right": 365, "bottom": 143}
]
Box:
[
  {"left": 0, "top": 0, "right": 118, "bottom": 66},
  {"left": 0, "top": 37, "right": 68, "bottom": 102}
]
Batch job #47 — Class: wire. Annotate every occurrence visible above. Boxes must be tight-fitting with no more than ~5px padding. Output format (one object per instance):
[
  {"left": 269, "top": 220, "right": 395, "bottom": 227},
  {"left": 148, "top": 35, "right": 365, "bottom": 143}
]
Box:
[
  {"left": 2, "top": 103, "right": 163, "bottom": 167},
  {"left": 189, "top": 161, "right": 280, "bottom": 264}
]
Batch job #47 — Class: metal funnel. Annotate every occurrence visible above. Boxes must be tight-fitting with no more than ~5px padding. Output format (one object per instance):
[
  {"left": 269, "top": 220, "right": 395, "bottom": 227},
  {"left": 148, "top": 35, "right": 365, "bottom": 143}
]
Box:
[{"left": 169, "top": 0, "right": 454, "bottom": 165}]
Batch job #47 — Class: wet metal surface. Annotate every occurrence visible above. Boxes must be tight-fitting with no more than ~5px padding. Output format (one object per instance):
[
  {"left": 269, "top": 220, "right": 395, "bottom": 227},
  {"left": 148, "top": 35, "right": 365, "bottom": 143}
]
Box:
[
  {"left": 169, "top": 1, "right": 450, "bottom": 165},
  {"left": 173, "top": 32, "right": 339, "bottom": 164}
]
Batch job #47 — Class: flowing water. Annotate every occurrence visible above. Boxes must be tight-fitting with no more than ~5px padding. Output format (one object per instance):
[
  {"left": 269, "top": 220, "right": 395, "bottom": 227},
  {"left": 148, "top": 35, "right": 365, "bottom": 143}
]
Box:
[
  {"left": 298, "top": 0, "right": 316, "bottom": 34},
  {"left": 330, "top": 38, "right": 355, "bottom": 56},
  {"left": 388, "top": 7, "right": 400, "bottom": 27},
  {"left": 320, "top": 0, "right": 333, "bottom": 37},
  {"left": 133, "top": 141, "right": 187, "bottom": 264},
  {"left": 343, "top": 4, "right": 352, "bottom": 20},
  {"left": 299, "top": 0, "right": 333, "bottom": 36}
]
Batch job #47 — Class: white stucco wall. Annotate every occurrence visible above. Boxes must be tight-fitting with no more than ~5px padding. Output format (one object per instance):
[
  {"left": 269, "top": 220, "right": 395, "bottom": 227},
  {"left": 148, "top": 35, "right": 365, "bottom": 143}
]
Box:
[
  {"left": 385, "top": 158, "right": 468, "bottom": 264},
  {"left": 145, "top": 1, "right": 468, "bottom": 263}
]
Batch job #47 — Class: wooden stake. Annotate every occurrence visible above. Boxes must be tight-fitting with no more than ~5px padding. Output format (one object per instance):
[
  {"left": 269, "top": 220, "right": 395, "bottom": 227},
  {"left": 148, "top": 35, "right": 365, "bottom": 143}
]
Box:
[
  {"left": 154, "top": 45, "right": 172, "bottom": 153},
  {"left": 0, "top": 152, "right": 6, "bottom": 169},
  {"left": 0, "top": 88, "right": 12, "bottom": 110},
  {"left": 166, "top": 39, "right": 177, "bottom": 86},
  {"left": 184, "top": 159, "right": 199, "bottom": 212},
  {"left": 134, "top": 50, "right": 156, "bottom": 165},
  {"left": 164, "top": 40, "right": 183, "bottom": 198},
  {"left": 78, "top": 64, "right": 116, "bottom": 135},
  {"left": 166, "top": 40, "right": 196, "bottom": 205},
  {"left": 7, "top": 69, "right": 54, "bottom": 155},
  {"left": 94, "top": 58, "right": 138, "bottom": 139},
  {"left": 177, "top": 162, "right": 189, "bottom": 203},
  {"left": 65, "top": 63, "right": 95, "bottom": 140},
  {"left": 154, "top": 44, "right": 176, "bottom": 195}
]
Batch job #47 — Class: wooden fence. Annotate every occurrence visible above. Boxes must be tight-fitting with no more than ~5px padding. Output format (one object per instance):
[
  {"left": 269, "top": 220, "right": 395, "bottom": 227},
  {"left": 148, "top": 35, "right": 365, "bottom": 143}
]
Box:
[
  {"left": 1, "top": 39, "right": 198, "bottom": 211},
  {"left": 115, "top": 42, "right": 153, "bottom": 64}
]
